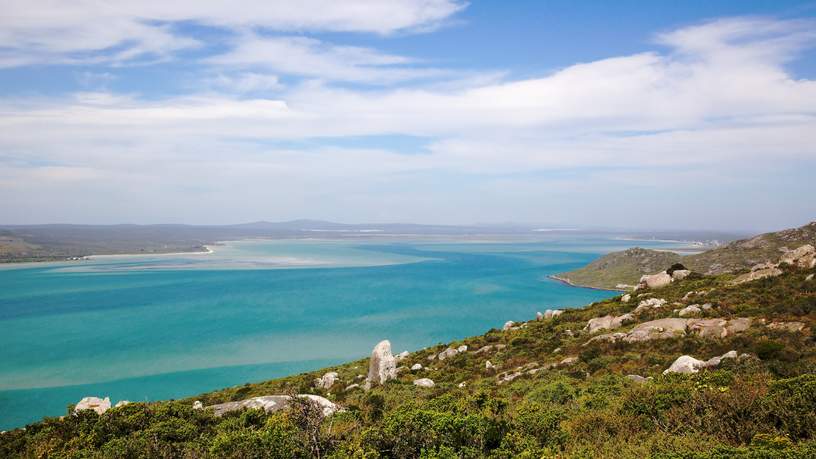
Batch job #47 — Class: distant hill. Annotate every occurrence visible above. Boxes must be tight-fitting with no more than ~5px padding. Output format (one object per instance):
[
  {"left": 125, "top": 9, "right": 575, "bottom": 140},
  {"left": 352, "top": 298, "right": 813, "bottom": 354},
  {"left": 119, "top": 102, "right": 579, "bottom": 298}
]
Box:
[
  {"left": 554, "top": 247, "right": 682, "bottom": 289},
  {"left": 557, "top": 221, "right": 816, "bottom": 289}
]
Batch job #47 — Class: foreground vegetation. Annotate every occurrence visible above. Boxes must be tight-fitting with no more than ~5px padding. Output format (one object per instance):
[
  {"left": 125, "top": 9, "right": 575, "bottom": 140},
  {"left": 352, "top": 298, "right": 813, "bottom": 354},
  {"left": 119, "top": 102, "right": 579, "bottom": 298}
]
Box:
[{"left": 2, "top": 252, "right": 815, "bottom": 457}]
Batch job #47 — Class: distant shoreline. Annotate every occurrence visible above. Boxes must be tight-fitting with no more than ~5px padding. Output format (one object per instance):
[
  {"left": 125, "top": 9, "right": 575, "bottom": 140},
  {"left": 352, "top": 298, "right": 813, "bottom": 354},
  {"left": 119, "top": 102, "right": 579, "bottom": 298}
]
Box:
[
  {"left": 86, "top": 245, "right": 215, "bottom": 260},
  {"left": 547, "top": 274, "right": 625, "bottom": 292}
]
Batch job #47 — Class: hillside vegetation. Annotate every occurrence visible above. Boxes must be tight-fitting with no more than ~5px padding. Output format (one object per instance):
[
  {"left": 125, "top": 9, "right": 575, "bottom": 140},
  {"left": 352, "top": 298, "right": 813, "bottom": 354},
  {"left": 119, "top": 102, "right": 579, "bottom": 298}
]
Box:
[
  {"left": 2, "top": 242, "right": 815, "bottom": 457},
  {"left": 558, "top": 222, "right": 816, "bottom": 289}
]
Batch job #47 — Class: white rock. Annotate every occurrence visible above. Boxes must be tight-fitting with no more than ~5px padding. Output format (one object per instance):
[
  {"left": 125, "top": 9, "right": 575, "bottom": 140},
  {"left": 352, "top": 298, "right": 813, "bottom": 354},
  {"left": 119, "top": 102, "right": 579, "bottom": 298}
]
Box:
[
  {"left": 637, "top": 272, "right": 673, "bottom": 290},
  {"left": 366, "top": 340, "right": 397, "bottom": 386},
  {"left": 678, "top": 304, "right": 701, "bottom": 317},
  {"left": 458, "top": 382, "right": 466, "bottom": 388},
  {"left": 541, "top": 309, "right": 563, "bottom": 320},
  {"left": 663, "top": 355, "right": 707, "bottom": 374},
  {"left": 411, "top": 363, "right": 423, "bottom": 371},
  {"left": 536, "top": 311, "right": 544, "bottom": 320},
  {"left": 315, "top": 371, "right": 339, "bottom": 390},
  {"left": 663, "top": 351, "right": 737, "bottom": 374},
  {"left": 485, "top": 360, "right": 496, "bottom": 370},
  {"left": 413, "top": 378, "right": 435, "bottom": 388},
  {"left": 457, "top": 345, "right": 468, "bottom": 353},
  {"left": 806, "top": 274, "right": 814, "bottom": 281},
  {"left": 345, "top": 384, "right": 360, "bottom": 392},
  {"left": 74, "top": 396, "right": 111, "bottom": 415},
  {"left": 621, "top": 294, "right": 631, "bottom": 302},
  {"left": 114, "top": 401, "right": 130, "bottom": 408},
  {"left": 193, "top": 401, "right": 203, "bottom": 410},
  {"left": 502, "top": 320, "right": 515, "bottom": 331},
  {"left": 396, "top": 351, "right": 410, "bottom": 361},
  {"left": 671, "top": 269, "right": 691, "bottom": 281},
  {"left": 437, "top": 347, "right": 459, "bottom": 361}
]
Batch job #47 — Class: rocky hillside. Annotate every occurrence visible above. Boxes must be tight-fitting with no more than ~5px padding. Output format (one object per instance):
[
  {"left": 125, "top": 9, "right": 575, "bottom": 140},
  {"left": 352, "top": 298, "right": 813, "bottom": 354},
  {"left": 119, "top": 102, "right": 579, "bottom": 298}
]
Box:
[
  {"left": 553, "top": 247, "right": 682, "bottom": 290},
  {"left": 2, "top": 244, "right": 815, "bottom": 458},
  {"left": 557, "top": 221, "right": 816, "bottom": 289}
]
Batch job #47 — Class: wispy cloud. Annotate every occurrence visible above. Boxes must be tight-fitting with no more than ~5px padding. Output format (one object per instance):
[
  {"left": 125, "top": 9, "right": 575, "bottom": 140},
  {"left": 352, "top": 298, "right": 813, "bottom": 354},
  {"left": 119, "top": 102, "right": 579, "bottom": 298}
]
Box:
[
  {"left": 0, "top": 16, "right": 814, "bottom": 228},
  {"left": 0, "top": 0, "right": 466, "bottom": 67}
]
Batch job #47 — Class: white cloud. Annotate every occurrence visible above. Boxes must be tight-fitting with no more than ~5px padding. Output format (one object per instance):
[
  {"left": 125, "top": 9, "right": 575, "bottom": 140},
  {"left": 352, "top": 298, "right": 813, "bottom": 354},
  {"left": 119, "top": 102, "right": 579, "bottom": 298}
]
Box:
[
  {"left": 0, "top": 17, "right": 815, "bottom": 228},
  {"left": 206, "top": 35, "right": 447, "bottom": 84},
  {"left": 0, "top": 0, "right": 466, "bottom": 67}
]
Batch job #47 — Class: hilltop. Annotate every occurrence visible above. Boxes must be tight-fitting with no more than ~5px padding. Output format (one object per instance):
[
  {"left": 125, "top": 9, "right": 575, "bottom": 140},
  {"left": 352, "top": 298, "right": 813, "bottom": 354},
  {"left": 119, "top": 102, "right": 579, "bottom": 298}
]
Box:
[
  {"left": 557, "top": 222, "right": 816, "bottom": 290},
  {"left": 1, "top": 237, "right": 815, "bottom": 457}
]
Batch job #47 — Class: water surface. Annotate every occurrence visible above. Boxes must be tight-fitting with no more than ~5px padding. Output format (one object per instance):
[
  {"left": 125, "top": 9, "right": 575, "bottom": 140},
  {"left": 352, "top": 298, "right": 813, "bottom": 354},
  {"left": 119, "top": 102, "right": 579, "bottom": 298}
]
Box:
[{"left": 0, "top": 237, "right": 681, "bottom": 429}]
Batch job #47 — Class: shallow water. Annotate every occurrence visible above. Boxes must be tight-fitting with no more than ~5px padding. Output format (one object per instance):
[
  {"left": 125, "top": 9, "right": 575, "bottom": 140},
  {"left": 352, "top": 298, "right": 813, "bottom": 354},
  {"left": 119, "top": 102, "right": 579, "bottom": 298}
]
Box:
[{"left": 0, "top": 237, "right": 680, "bottom": 429}]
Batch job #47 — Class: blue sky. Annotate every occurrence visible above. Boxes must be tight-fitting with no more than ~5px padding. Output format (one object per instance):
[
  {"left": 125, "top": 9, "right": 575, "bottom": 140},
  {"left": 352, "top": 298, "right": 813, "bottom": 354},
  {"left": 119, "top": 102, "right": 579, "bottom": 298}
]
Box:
[{"left": 1, "top": 1, "right": 815, "bottom": 231}]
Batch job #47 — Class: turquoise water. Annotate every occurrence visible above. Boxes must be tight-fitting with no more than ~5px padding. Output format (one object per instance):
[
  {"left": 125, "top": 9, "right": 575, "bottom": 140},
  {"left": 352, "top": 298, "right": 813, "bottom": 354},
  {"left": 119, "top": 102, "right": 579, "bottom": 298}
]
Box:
[{"left": 0, "top": 238, "right": 680, "bottom": 429}]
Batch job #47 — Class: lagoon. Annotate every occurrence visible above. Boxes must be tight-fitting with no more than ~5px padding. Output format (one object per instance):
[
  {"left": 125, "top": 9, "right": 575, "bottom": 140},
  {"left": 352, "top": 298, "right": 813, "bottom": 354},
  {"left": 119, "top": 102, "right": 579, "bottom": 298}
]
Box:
[{"left": 0, "top": 237, "right": 681, "bottom": 429}]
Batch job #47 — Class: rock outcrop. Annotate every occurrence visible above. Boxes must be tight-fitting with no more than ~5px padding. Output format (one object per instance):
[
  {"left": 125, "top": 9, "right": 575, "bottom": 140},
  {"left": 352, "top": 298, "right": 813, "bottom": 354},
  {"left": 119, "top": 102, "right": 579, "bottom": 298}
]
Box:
[
  {"left": 208, "top": 395, "right": 339, "bottom": 417},
  {"left": 584, "top": 313, "right": 634, "bottom": 334},
  {"left": 411, "top": 363, "right": 423, "bottom": 371},
  {"left": 74, "top": 397, "right": 111, "bottom": 415},
  {"left": 624, "top": 318, "right": 688, "bottom": 342},
  {"left": 779, "top": 244, "right": 816, "bottom": 269},
  {"left": 731, "top": 262, "right": 783, "bottom": 285},
  {"left": 731, "top": 244, "right": 815, "bottom": 285},
  {"left": 586, "top": 318, "right": 752, "bottom": 344},
  {"left": 637, "top": 272, "right": 673, "bottom": 290},
  {"left": 502, "top": 321, "right": 515, "bottom": 331},
  {"left": 366, "top": 340, "right": 397, "bottom": 387},
  {"left": 663, "top": 351, "right": 738, "bottom": 374}
]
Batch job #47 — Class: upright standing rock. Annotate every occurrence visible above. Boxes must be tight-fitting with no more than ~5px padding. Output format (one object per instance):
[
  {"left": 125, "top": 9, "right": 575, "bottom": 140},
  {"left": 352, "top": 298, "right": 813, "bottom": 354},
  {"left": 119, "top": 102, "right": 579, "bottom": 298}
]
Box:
[{"left": 366, "top": 340, "right": 397, "bottom": 387}]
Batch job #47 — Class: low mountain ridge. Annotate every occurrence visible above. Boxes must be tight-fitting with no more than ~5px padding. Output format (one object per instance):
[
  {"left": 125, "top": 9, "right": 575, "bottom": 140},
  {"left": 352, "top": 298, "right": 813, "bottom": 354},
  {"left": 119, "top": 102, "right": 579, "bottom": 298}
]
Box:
[{"left": 557, "top": 221, "right": 816, "bottom": 289}]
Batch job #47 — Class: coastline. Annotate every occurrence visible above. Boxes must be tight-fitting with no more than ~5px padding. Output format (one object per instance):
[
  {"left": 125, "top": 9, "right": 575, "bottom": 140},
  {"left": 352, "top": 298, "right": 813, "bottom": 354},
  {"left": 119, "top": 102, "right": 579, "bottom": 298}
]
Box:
[
  {"left": 547, "top": 274, "right": 625, "bottom": 292},
  {"left": 86, "top": 245, "right": 215, "bottom": 260}
]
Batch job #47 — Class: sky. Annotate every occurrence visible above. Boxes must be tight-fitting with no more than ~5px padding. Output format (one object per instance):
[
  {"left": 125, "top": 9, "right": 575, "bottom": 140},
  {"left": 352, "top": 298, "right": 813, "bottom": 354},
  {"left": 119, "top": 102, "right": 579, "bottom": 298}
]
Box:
[{"left": 1, "top": 1, "right": 815, "bottom": 232}]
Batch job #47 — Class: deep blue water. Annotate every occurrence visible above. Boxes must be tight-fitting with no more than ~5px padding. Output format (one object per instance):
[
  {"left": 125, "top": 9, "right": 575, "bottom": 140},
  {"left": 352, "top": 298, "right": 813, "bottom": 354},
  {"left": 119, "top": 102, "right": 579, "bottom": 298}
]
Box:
[{"left": 0, "top": 238, "right": 679, "bottom": 429}]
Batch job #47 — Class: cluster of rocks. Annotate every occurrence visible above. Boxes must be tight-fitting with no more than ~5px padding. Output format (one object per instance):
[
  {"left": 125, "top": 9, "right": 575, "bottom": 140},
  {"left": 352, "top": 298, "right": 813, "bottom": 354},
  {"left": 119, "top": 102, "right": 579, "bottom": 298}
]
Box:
[
  {"left": 731, "top": 244, "right": 815, "bottom": 285},
  {"left": 586, "top": 317, "right": 753, "bottom": 344},
  {"left": 207, "top": 394, "right": 339, "bottom": 417},
  {"left": 536, "top": 309, "right": 563, "bottom": 320},
  {"left": 663, "top": 351, "right": 747, "bottom": 374},
  {"left": 633, "top": 297, "right": 668, "bottom": 314},
  {"left": 74, "top": 397, "right": 129, "bottom": 415}
]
